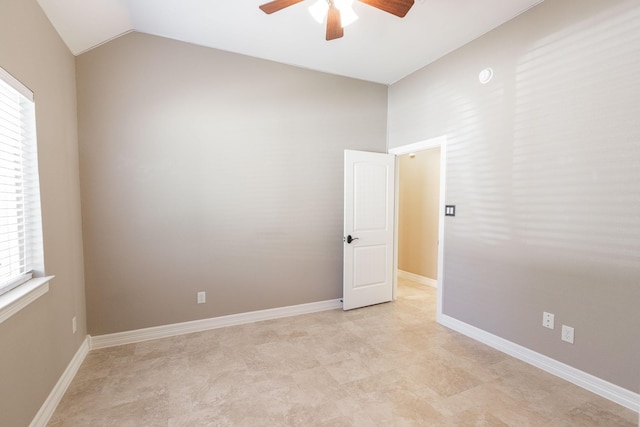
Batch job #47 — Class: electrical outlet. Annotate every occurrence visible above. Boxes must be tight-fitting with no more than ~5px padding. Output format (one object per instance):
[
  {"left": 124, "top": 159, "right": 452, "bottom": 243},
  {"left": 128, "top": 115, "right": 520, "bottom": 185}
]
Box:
[
  {"left": 542, "top": 312, "right": 554, "bottom": 329},
  {"left": 562, "top": 325, "right": 574, "bottom": 344},
  {"left": 197, "top": 291, "right": 206, "bottom": 304},
  {"left": 72, "top": 316, "right": 77, "bottom": 334}
]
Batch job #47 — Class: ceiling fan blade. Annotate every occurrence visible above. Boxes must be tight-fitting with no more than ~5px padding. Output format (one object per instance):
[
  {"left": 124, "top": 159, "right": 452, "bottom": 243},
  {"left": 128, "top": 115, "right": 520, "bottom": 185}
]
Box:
[
  {"left": 259, "top": 0, "right": 304, "bottom": 14},
  {"left": 357, "top": 0, "right": 414, "bottom": 18},
  {"left": 326, "top": 5, "right": 344, "bottom": 40}
]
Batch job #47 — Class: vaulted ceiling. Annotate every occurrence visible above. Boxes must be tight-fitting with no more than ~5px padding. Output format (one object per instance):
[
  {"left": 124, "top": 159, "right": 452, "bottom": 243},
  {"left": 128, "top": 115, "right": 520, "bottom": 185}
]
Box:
[{"left": 37, "top": 0, "right": 544, "bottom": 84}]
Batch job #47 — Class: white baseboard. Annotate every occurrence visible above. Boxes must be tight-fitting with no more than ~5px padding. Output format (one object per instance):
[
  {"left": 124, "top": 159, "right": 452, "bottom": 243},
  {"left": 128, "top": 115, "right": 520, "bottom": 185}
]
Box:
[
  {"left": 398, "top": 270, "right": 437, "bottom": 288},
  {"left": 30, "top": 336, "right": 90, "bottom": 427},
  {"left": 90, "top": 298, "right": 343, "bottom": 349},
  {"left": 439, "top": 314, "right": 640, "bottom": 414}
]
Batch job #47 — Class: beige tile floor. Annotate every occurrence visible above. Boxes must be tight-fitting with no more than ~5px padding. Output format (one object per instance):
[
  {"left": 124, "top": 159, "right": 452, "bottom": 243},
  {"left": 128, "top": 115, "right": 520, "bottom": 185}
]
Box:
[{"left": 48, "top": 278, "right": 638, "bottom": 426}]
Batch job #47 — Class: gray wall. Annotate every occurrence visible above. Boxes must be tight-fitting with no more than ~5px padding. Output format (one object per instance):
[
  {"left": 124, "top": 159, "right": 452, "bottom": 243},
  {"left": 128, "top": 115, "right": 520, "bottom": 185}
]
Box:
[
  {"left": 389, "top": 0, "right": 640, "bottom": 392},
  {"left": 0, "top": 0, "right": 86, "bottom": 425},
  {"left": 76, "top": 32, "right": 388, "bottom": 335}
]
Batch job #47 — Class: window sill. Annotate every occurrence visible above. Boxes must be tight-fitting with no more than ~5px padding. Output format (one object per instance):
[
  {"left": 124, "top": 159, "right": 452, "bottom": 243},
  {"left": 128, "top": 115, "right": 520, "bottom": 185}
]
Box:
[{"left": 0, "top": 276, "right": 54, "bottom": 324}]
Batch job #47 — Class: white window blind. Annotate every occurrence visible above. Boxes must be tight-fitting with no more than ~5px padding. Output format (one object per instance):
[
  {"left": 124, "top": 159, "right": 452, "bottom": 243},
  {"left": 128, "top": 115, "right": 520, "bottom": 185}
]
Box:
[{"left": 0, "top": 67, "right": 43, "bottom": 296}]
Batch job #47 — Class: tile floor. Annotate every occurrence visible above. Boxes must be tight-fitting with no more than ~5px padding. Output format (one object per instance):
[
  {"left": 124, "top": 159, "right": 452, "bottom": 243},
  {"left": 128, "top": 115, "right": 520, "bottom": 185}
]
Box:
[{"left": 48, "top": 278, "right": 638, "bottom": 426}]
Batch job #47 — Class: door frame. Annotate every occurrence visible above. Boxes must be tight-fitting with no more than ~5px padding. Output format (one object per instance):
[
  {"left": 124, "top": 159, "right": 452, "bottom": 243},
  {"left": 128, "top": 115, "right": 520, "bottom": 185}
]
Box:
[{"left": 389, "top": 136, "right": 447, "bottom": 323}]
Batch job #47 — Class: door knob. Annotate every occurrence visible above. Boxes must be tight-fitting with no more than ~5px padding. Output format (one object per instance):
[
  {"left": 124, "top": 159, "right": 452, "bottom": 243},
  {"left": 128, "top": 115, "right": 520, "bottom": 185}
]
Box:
[{"left": 346, "top": 235, "right": 359, "bottom": 244}]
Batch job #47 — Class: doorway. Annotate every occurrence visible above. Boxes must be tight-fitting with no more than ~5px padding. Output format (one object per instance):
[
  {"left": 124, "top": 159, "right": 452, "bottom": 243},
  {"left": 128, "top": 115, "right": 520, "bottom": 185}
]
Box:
[
  {"left": 397, "top": 147, "right": 440, "bottom": 286},
  {"left": 389, "top": 136, "right": 446, "bottom": 323}
]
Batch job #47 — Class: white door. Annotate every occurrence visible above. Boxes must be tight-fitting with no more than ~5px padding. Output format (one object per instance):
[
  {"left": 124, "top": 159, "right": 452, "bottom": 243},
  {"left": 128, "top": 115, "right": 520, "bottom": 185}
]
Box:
[{"left": 343, "top": 150, "right": 395, "bottom": 310}]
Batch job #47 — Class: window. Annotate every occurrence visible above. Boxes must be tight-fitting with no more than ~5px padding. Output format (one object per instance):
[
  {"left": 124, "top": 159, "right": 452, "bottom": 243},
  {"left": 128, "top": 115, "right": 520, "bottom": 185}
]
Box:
[{"left": 0, "top": 67, "right": 44, "bottom": 297}]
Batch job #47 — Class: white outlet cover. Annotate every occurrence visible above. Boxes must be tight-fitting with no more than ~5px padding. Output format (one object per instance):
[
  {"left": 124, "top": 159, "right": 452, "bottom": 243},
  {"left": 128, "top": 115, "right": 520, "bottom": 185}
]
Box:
[
  {"left": 543, "top": 312, "right": 555, "bottom": 329},
  {"left": 562, "top": 325, "right": 575, "bottom": 344},
  {"left": 197, "top": 291, "right": 206, "bottom": 304}
]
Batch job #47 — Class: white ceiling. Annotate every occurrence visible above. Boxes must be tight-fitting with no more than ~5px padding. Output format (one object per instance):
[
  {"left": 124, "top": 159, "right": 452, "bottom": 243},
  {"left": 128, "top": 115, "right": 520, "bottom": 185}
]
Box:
[{"left": 37, "top": 0, "right": 543, "bottom": 84}]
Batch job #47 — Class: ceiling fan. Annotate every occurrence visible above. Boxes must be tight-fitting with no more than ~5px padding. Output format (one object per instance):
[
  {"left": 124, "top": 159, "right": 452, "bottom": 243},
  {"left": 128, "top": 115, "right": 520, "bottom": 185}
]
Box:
[{"left": 259, "top": 0, "right": 415, "bottom": 41}]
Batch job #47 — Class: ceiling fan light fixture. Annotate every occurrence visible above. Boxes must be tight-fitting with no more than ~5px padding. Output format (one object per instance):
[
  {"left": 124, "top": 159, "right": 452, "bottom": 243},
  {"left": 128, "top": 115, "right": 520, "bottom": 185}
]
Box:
[
  {"left": 309, "top": 0, "right": 328, "bottom": 24},
  {"left": 309, "top": 0, "right": 358, "bottom": 27},
  {"left": 337, "top": 0, "right": 358, "bottom": 27},
  {"left": 309, "top": 0, "right": 329, "bottom": 24}
]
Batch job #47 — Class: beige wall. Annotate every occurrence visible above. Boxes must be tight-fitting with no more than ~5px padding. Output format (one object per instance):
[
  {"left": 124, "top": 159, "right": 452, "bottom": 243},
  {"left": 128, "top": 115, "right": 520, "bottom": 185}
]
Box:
[
  {"left": 0, "top": 0, "right": 86, "bottom": 425},
  {"left": 389, "top": 0, "right": 640, "bottom": 392},
  {"left": 398, "top": 149, "right": 440, "bottom": 280},
  {"left": 76, "top": 32, "right": 388, "bottom": 335}
]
